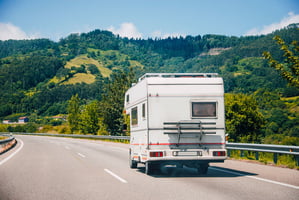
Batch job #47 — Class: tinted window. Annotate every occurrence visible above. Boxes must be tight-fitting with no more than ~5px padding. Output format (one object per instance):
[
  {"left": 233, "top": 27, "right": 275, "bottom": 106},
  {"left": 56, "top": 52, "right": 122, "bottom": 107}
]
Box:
[{"left": 192, "top": 102, "right": 216, "bottom": 117}]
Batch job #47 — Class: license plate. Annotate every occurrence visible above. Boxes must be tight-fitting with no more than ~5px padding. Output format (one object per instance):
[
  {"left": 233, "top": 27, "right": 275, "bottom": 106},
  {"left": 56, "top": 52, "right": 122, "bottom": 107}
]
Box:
[{"left": 176, "top": 151, "right": 200, "bottom": 156}]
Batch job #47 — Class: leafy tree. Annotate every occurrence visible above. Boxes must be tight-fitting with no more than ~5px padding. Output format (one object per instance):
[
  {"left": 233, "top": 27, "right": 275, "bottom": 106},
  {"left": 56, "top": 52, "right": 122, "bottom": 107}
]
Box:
[
  {"left": 225, "top": 93, "right": 265, "bottom": 142},
  {"left": 100, "top": 68, "right": 135, "bottom": 135},
  {"left": 88, "top": 64, "right": 100, "bottom": 75},
  {"left": 56, "top": 68, "right": 72, "bottom": 79},
  {"left": 77, "top": 65, "right": 87, "bottom": 73},
  {"left": 263, "top": 35, "right": 299, "bottom": 88},
  {"left": 79, "top": 101, "right": 100, "bottom": 134},
  {"left": 0, "top": 25, "right": 298, "bottom": 144},
  {"left": 67, "top": 94, "right": 81, "bottom": 133}
]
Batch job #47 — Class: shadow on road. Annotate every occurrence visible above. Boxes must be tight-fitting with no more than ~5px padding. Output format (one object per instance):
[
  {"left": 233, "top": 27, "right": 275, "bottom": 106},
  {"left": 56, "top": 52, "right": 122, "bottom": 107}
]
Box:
[{"left": 135, "top": 165, "right": 258, "bottom": 178}]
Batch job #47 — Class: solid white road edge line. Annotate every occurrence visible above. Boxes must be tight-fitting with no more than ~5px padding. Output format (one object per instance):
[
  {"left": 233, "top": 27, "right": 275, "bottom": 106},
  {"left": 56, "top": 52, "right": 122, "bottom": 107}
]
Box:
[
  {"left": 0, "top": 139, "right": 24, "bottom": 166},
  {"left": 104, "top": 169, "right": 128, "bottom": 183},
  {"left": 210, "top": 167, "right": 299, "bottom": 190}
]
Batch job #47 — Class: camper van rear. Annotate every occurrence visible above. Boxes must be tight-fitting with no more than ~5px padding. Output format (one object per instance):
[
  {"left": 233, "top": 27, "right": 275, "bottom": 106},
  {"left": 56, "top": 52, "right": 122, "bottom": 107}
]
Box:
[{"left": 125, "top": 73, "right": 226, "bottom": 175}]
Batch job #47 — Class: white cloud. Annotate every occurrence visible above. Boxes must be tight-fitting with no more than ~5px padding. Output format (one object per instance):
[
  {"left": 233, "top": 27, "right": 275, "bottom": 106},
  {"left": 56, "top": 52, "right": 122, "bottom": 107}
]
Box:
[
  {"left": 245, "top": 12, "right": 299, "bottom": 36},
  {"left": 108, "top": 22, "right": 142, "bottom": 39},
  {"left": 151, "top": 30, "right": 186, "bottom": 39},
  {"left": 0, "top": 22, "right": 40, "bottom": 40}
]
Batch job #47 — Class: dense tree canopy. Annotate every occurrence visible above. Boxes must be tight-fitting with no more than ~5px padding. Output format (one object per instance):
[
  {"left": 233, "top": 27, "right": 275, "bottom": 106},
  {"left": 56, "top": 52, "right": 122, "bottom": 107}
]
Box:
[
  {"left": 225, "top": 93, "right": 265, "bottom": 142},
  {"left": 263, "top": 35, "right": 299, "bottom": 88},
  {"left": 0, "top": 24, "right": 298, "bottom": 143}
]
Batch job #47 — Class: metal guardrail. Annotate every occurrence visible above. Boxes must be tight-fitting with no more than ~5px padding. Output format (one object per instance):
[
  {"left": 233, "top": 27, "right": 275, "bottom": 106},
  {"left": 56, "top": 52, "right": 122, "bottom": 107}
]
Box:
[
  {"left": 5, "top": 132, "right": 130, "bottom": 141},
  {"left": 2, "top": 132, "right": 299, "bottom": 166},
  {"left": 0, "top": 134, "right": 14, "bottom": 144},
  {"left": 0, "top": 134, "right": 16, "bottom": 154},
  {"left": 226, "top": 143, "right": 299, "bottom": 165},
  {"left": 226, "top": 143, "right": 299, "bottom": 155}
]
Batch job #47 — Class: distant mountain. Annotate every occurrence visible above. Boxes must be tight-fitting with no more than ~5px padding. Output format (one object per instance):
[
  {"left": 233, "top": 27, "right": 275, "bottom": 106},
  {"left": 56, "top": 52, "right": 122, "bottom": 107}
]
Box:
[{"left": 0, "top": 24, "right": 298, "bottom": 118}]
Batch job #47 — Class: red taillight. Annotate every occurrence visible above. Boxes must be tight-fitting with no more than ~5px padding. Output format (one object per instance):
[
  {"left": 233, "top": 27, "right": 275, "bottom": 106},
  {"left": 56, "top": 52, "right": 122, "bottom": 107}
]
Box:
[
  {"left": 213, "top": 151, "right": 226, "bottom": 156},
  {"left": 150, "top": 152, "right": 164, "bottom": 157}
]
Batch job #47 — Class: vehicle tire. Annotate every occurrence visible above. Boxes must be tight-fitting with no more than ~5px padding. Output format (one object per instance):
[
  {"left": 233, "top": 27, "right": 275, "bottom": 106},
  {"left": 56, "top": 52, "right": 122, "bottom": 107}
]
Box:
[
  {"left": 129, "top": 159, "right": 138, "bottom": 169},
  {"left": 197, "top": 163, "right": 209, "bottom": 175},
  {"left": 145, "top": 162, "right": 152, "bottom": 175}
]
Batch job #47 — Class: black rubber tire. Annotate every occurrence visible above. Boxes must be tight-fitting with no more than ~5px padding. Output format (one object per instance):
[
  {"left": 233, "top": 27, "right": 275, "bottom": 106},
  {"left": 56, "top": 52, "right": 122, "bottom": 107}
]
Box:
[
  {"left": 145, "top": 162, "right": 152, "bottom": 175},
  {"left": 129, "top": 159, "right": 138, "bottom": 169},
  {"left": 197, "top": 164, "right": 209, "bottom": 175}
]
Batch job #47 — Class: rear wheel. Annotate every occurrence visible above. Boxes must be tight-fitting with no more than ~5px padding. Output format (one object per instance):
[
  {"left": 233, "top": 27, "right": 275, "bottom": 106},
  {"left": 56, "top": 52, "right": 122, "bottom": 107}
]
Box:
[
  {"left": 129, "top": 159, "right": 138, "bottom": 169},
  {"left": 145, "top": 162, "right": 152, "bottom": 175},
  {"left": 145, "top": 162, "right": 161, "bottom": 175},
  {"left": 197, "top": 163, "right": 209, "bottom": 175},
  {"left": 129, "top": 151, "right": 138, "bottom": 169}
]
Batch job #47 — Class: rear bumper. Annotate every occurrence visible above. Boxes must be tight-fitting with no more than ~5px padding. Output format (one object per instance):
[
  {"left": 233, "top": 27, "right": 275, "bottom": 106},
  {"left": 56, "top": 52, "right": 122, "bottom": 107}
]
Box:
[
  {"left": 144, "top": 148, "right": 227, "bottom": 163},
  {"left": 147, "top": 156, "right": 227, "bottom": 163},
  {"left": 146, "top": 159, "right": 225, "bottom": 169}
]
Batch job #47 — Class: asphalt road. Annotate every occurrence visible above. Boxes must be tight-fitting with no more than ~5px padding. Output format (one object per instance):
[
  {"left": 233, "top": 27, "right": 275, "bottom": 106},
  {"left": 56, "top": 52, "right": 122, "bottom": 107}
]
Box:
[{"left": 0, "top": 135, "right": 298, "bottom": 200}]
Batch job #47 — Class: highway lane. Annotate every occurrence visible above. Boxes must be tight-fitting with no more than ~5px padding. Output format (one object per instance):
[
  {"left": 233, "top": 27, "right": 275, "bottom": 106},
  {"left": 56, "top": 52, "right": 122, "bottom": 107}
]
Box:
[{"left": 0, "top": 135, "right": 298, "bottom": 200}]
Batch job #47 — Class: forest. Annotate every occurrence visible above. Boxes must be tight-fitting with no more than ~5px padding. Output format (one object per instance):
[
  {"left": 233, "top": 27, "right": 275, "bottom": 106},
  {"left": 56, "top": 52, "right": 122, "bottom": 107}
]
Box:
[{"left": 0, "top": 24, "right": 298, "bottom": 146}]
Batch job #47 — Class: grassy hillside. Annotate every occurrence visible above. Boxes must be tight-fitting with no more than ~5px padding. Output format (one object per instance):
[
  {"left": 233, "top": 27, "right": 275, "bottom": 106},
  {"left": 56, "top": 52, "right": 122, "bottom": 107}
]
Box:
[
  {"left": 62, "top": 73, "right": 95, "bottom": 85},
  {"left": 65, "top": 54, "right": 112, "bottom": 77},
  {"left": 0, "top": 25, "right": 298, "bottom": 145},
  {"left": 58, "top": 50, "right": 144, "bottom": 85}
]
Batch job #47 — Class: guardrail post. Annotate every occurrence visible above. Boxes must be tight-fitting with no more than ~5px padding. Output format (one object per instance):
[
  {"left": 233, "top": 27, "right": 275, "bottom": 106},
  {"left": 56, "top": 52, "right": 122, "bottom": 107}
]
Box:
[
  {"left": 240, "top": 150, "right": 244, "bottom": 157},
  {"left": 227, "top": 149, "right": 231, "bottom": 157},
  {"left": 273, "top": 153, "right": 278, "bottom": 164},
  {"left": 295, "top": 155, "right": 299, "bottom": 166},
  {"left": 255, "top": 151, "right": 259, "bottom": 160}
]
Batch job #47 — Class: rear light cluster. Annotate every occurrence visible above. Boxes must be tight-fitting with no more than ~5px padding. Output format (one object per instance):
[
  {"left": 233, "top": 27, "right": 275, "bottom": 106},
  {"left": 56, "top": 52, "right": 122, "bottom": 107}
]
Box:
[
  {"left": 150, "top": 152, "right": 164, "bottom": 157},
  {"left": 213, "top": 151, "right": 226, "bottom": 156}
]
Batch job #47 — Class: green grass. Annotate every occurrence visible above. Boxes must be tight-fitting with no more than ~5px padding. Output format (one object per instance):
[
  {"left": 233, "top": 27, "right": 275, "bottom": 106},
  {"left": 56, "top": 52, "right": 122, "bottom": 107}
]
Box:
[
  {"left": 282, "top": 96, "right": 299, "bottom": 113},
  {"left": 228, "top": 150, "right": 299, "bottom": 169},
  {"left": 281, "top": 96, "right": 299, "bottom": 101},
  {"left": 65, "top": 54, "right": 112, "bottom": 77},
  {"left": 0, "top": 136, "right": 7, "bottom": 140},
  {"left": 51, "top": 50, "right": 144, "bottom": 86},
  {"left": 62, "top": 73, "right": 96, "bottom": 85}
]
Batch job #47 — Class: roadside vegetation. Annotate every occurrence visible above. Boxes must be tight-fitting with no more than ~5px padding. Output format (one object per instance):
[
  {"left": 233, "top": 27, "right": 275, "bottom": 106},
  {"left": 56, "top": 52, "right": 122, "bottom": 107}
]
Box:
[
  {"left": 229, "top": 150, "right": 298, "bottom": 169},
  {"left": 0, "top": 25, "right": 298, "bottom": 168}
]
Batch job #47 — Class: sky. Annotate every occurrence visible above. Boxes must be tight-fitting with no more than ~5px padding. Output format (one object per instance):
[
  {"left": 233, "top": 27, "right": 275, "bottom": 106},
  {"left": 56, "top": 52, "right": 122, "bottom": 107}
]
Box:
[{"left": 0, "top": 0, "right": 299, "bottom": 41}]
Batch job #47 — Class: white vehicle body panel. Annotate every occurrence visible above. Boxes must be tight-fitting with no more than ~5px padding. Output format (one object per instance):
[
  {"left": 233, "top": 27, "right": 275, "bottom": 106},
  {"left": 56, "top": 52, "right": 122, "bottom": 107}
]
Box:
[{"left": 125, "top": 73, "right": 226, "bottom": 171}]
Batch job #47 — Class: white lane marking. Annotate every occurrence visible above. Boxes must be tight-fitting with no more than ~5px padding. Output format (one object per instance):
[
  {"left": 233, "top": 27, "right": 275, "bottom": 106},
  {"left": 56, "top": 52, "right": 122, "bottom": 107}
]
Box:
[
  {"left": 0, "top": 139, "right": 24, "bottom": 166},
  {"left": 210, "top": 167, "right": 299, "bottom": 190},
  {"left": 77, "top": 153, "right": 86, "bottom": 158},
  {"left": 104, "top": 169, "right": 128, "bottom": 183}
]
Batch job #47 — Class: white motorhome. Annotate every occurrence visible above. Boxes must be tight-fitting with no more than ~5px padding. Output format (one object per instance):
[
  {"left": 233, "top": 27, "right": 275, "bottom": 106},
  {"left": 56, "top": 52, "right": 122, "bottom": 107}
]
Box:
[{"left": 124, "top": 73, "right": 226, "bottom": 175}]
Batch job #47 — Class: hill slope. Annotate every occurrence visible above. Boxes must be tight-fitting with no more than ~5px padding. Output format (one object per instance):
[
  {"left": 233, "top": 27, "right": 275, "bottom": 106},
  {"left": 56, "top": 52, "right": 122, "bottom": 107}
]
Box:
[{"left": 0, "top": 24, "right": 298, "bottom": 119}]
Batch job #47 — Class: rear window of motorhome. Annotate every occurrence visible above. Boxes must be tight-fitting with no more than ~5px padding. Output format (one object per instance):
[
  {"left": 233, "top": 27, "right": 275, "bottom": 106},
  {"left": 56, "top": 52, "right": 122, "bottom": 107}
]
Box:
[
  {"left": 192, "top": 102, "right": 216, "bottom": 117},
  {"left": 131, "top": 107, "right": 138, "bottom": 125}
]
